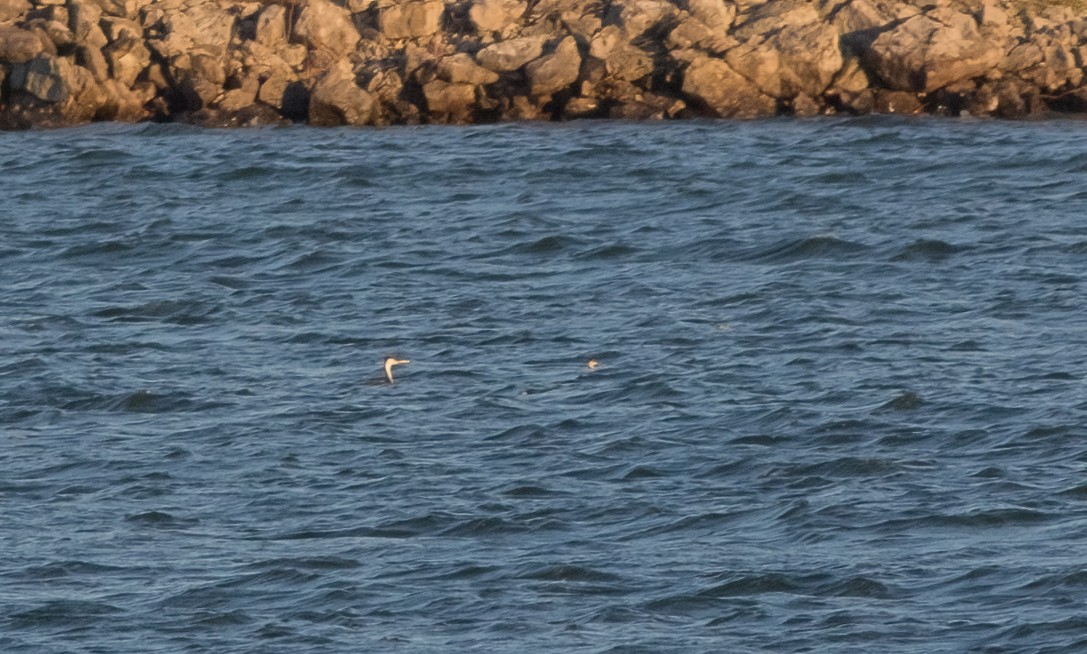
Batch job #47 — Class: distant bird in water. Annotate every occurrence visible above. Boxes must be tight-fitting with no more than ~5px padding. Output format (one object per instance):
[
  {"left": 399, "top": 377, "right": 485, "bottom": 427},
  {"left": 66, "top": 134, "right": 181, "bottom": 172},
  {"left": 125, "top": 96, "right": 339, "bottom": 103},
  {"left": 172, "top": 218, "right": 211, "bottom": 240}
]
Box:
[
  {"left": 586, "top": 359, "right": 599, "bottom": 370},
  {"left": 383, "top": 356, "right": 410, "bottom": 384}
]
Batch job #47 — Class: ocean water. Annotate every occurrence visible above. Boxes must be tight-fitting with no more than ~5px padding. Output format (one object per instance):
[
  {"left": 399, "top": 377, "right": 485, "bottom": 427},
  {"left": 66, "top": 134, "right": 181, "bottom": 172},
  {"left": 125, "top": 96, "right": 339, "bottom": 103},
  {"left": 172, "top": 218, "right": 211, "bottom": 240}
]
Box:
[{"left": 3, "top": 117, "right": 1087, "bottom": 653}]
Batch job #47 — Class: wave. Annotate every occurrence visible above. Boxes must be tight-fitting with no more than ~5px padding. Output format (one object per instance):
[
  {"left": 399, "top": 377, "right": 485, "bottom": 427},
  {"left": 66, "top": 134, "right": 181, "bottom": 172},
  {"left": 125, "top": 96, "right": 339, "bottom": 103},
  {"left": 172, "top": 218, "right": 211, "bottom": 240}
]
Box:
[{"left": 745, "top": 235, "right": 872, "bottom": 263}]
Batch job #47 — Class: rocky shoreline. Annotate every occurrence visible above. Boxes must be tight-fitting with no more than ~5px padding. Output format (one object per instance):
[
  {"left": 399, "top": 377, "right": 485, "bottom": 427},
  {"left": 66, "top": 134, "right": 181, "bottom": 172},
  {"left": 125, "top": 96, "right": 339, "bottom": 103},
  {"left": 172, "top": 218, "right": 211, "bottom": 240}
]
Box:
[{"left": 1, "top": 0, "right": 1086, "bottom": 129}]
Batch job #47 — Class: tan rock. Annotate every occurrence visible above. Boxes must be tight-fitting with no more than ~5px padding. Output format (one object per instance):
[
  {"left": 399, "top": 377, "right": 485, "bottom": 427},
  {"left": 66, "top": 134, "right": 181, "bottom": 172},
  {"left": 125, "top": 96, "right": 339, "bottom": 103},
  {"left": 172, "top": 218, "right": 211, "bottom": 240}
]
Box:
[
  {"left": 97, "top": 78, "right": 149, "bottom": 120},
  {"left": 378, "top": 0, "right": 444, "bottom": 40},
  {"left": 1005, "top": 38, "right": 1081, "bottom": 92},
  {"left": 100, "top": 17, "right": 143, "bottom": 43},
  {"left": 590, "top": 27, "right": 654, "bottom": 81},
  {"left": 76, "top": 43, "right": 109, "bottom": 82},
  {"left": 0, "top": 26, "right": 45, "bottom": 63},
  {"left": 309, "top": 61, "right": 374, "bottom": 125},
  {"left": 422, "top": 78, "right": 476, "bottom": 120},
  {"left": 68, "top": 0, "right": 107, "bottom": 49},
  {"left": 564, "top": 95, "right": 601, "bottom": 117},
  {"left": 873, "top": 89, "right": 922, "bottom": 114},
  {"left": 40, "top": 20, "right": 75, "bottom": 49},
  {"left": 1, "top": 0, "right": 31, "bottom": 24},
  {"left": 726, "top": 19, "right": 842, "bottom": 98},
  {"left": 104, "top": 36, "right": 150, "bottom": 87},
  {"left": 255, "top": 4, "right": 287, "bottom": 47},
  {"left": 11, "top": 54, "right": 74, "bottom": 102},
  {"left": 828, "top": 57, "right": 870, "bottom": 95},
  {"left": 258, "top": 72, "right": 290, "bottom": 108},
  {"left": 217, "top": 76, "right": 259, "bottom": 112},
  {"left": 293, "top": 0, "right": 359, "bottom": 57},
  {"left": 667, "top": 16, "right": 733, "bottom": 54},
  {"left": 475, "top": 34, "right": 547, "bottom": 72},
  {"left": 525, "top": 35, "right": 581, "bottom": 96},
  {"left": 469, "top": 0, "right": 524, "bottom": 33},
  {"left": 977, "top": 0, "right": 1008, "bottom": 28},
  {"left": 681, "top": 55, "right": 775, "bottom": 117},
  {"left": 436, "top": 52, "right": 499, "bottom": 85},
  {"left": 108, "top": 0, "right": 148, "bottom": 20},
  {"left": 863, "top": 10, "right": 1005, "bottom": 92},
  {"left": 606, "top": 0, "right": 678, "bottom": 39},
  {"left": 686, "top": 0, "right": 735, "bottom": 31},
  {"left": 152, "top": 3, "right": 235, "bottom": 59}
]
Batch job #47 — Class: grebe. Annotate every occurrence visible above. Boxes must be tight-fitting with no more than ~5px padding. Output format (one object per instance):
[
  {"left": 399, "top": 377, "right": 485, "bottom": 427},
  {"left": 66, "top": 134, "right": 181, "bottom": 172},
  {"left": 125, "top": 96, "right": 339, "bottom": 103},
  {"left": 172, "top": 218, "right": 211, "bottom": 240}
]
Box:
[{"left": 384, "top": 356, "right": 410, "bottom": 384}]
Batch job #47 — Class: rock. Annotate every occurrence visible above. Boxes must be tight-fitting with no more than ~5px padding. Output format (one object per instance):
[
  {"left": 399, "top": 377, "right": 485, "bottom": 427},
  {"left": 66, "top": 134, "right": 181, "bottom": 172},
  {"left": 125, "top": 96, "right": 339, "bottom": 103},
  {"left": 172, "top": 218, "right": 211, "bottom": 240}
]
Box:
[
  {"left": 978, "top": 0, "right": 1008, "bottom": 28},
  {"left": 726, "top": 18, "right": 843, "bottom": 99},
  {"left": 309, "top": 61, "right": 374, "bottom": 125},
  {"left": 104, "top": 36, "right": 150, "bottom": 87},
  {"left": 606, "top": 0, "right": 678, "bottom": 39},
  {"left": 216, "top": 75, "right": 259, "bottom": 112},
  {"left": 76, "top": 43, "right": 109, "bottom": 82},
  {"left": 436, "top": 52, "right": 499, "bottom": 85},
  {"left": 293, "top": 0, "right": 359, "bottom": 57},
  {"left": 872, "top": 89, "right": 921, "bottom": 114},
  {"left": 100, "top": 17, "right": 143, "bottom": 43},
  {"left": 150, "top": 2, "right": 235, "bottom": 60},
  {"left": 525, "top": 35, "right": 581, "bottom": 96},
  {"left": 254, "top": 4, "right": 287, "bottom": 47},
  {"left": 39, "top": 19, "right": 75, "bottom": 49},
  {"left": 475, "top": 34, "right": 547, "bottom": 72},
  {"left": 686, "top": 0, "right": 735, "bottom": 31},
  {"left": 257, "top": 72, "right": 290, "bottom": 109},
  {"left": 0, "top": 26, "right": 45, "bottom": 63},
  {"left": 681, "top": 55, "right": 775, "bottom": 117},
  {"left": 564, "top": 95, "right": 601, "bottom": 117},
  {"left": 93, "top": 78, "right": 148, "bottom": 121},
  {"left": 863, "top": 9, "right": 1005, "bottom": 93},
  {"left": 469, "top": 0, "right": 524, "bottom": 33},
  {"left": 590, "top": 25, "right": 654, "bottom": 81},
  {"left": 378, "top": 0, "right": 444, "bottom": 40},
  {"left": 422, "top": 78, "right": 476, "bottom": 121},
  {"left": 1004, "top": 30, "right": 1082, "bottom": 91},
  {"left": 667, "top": 14, "right": 733, "bottom": 54},
  {"left": 68, "top": 0, "right": 107, "bottom": 49},
  {"left": 11, "top": 54, "right": 75, "bottom": 102},
  {"left": 0, "top": 0, "right": 30, "bottom": 24}
]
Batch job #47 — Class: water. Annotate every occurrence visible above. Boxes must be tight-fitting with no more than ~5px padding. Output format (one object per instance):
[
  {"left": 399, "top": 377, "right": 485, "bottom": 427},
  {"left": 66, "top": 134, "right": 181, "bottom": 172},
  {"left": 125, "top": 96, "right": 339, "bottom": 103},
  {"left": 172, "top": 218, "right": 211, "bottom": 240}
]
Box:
[{"left": 3, "top": 118, "right": 1087, "bottom": 653}]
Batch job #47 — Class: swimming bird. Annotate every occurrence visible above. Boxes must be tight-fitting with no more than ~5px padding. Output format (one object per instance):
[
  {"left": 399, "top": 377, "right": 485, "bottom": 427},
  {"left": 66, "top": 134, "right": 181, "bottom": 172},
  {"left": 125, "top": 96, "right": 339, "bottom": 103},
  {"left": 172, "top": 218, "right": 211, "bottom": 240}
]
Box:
[
  {"left": 383, "top": 356, "right": 410, "bottom": 384},
  {"left": 586, "top": 359, "right": 599, "bottom": 370}
]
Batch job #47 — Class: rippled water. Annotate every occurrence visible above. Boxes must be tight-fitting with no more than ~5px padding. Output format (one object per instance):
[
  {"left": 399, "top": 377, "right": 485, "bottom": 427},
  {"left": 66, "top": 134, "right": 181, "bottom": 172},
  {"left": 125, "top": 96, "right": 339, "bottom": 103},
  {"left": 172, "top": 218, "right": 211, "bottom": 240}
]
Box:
[{"left": 3, "top": 118, "right": 1087, "bottom": 652}]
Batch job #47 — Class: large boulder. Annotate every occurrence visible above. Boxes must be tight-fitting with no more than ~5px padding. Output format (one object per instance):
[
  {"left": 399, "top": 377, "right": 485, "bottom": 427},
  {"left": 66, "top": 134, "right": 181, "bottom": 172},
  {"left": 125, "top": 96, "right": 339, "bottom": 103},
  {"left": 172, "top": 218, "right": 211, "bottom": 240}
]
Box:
[
  {"left": 727, "top": 25, "right": 843, "bottom": 99},
  {"left": 0, "top": 0, "right": 30, "bottom": 25},
  {"left": 686, "top": 0, "right": 735, "bottom": 31},
  {"left": 475, "top": 34, "right": 547, "bottom": 72},
  {"left": 0, "top": 26, "right": 45, "bottom": 63},
  {"left": 681, "top": 55, "right": 775, "bottom": 117},
  {"left": 725, "top": 4, "right": 843, "bottom": 99},
  {"left": 378, "top": 0, "right": 445, "bottom": 40},
  {"left": 605, "top": 0, "right": 678, "bottom": 39},
  {"left": 1003, "top": 36, "right": 1082, "bottom": 92},
  {"left": 436, "top": 52, "right": 499, "bottom": 85},
  {"left": 422, "top": 78, "right": 476, "bottom": 120},
  {"left": 293, "top": 0, "right": 360, "bottom": 57},
  {"left": 469, "top": 0, "right": 525, "bottom": 33},
  {"left": 525, "top": 35, "right": 581, "bottom": 96},
  {"left": 862, "top": 8, "right": 1006, "bottom": 93},
  {"left": 68, "top": 0, "right": 108, "bottom": 48},
  {"left": 254, "top": 5, "right": 287, "bottom": 48},
  {"left": 103, "top": 36, "right": 150, "bottom": 87},
  {"left": 146, "top": 2, "right": 234, "bottom": 60},
  {"left": 309, "top": 61, "right": 375, "bottom": 126},
  {"left": 8, "top": 54, "right": 85, "bottom": 102},
  {"left": 590, "top": 25, "right": 654, "bottom": 81}
]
